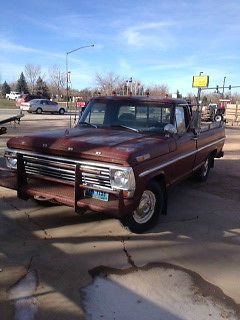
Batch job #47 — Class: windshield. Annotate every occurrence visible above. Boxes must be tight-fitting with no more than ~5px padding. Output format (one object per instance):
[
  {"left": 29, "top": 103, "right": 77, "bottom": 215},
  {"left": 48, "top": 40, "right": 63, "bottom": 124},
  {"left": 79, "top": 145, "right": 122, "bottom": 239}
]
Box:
[{"left": 79, "top": 100, "right": 173, "bottom": 132}]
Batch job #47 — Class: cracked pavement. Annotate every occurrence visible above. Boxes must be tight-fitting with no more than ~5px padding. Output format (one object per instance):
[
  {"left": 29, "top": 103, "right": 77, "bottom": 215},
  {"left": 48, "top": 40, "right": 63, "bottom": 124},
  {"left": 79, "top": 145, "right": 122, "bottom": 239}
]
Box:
[{"left": 0, "top": 117, "right": 240, "bottom": 319}]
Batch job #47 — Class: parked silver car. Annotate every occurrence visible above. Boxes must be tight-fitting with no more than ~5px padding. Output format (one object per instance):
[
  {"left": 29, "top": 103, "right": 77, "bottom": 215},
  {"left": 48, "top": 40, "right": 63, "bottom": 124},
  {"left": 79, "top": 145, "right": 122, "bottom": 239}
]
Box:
[{"left": 20, "top": 99, "right": 67, "bottom": 115}]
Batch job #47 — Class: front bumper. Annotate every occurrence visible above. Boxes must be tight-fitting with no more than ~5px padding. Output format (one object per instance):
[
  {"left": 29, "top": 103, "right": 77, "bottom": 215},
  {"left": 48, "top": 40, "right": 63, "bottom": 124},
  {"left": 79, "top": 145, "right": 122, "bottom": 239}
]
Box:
[
  {"left": 0, "top": 165, "right": 137, "bottom": 218},
  {"left": 20, "top": 105, "right": 30, "bottom": 111}
]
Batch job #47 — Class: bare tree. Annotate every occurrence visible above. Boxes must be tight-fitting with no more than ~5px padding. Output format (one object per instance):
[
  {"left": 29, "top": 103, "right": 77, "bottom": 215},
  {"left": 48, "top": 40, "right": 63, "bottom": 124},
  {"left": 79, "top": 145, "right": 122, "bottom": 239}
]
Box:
[
  {"left": 24, "top": 64, "right": 42, "bottom": 94},
  {"left": 78, "top": 88, "right": 94, "bottom": 101},
  {"left": 48, "top": 65, "right": 66, "bottom": 98},
  {"left": 147, "top": 84, "right": 169, "bottom": 97},
  {"left": 95, "top": 72, "right": 122, "bottom": 95}
]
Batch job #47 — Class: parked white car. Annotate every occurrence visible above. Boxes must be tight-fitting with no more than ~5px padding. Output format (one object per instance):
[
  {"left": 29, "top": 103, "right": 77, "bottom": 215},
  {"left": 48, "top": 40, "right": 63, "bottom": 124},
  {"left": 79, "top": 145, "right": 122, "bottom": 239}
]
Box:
[
  {"left": 6, "top": 92, "right": 21, "bottom": 100},
  {"left": 20, "top": 99, "right": 67, "bottom": 114}
]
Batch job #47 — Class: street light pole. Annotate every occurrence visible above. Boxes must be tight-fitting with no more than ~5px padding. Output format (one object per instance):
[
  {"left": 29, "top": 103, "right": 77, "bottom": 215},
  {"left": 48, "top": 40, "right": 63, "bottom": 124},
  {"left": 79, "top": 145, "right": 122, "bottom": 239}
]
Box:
[{"left": 66, "top": 44, "right": 94, "bottom": 128}]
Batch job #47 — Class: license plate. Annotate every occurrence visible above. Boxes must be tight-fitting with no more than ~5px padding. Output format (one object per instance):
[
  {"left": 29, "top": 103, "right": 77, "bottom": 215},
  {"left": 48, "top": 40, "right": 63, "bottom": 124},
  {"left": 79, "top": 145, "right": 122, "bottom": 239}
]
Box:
[{"left": 84, "top": 189, "right": 109, "bottom": 201}]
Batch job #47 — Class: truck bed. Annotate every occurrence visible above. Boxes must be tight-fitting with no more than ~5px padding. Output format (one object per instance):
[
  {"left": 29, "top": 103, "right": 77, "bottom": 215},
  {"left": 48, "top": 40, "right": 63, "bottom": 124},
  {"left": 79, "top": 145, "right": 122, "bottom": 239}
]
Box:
[{"left": 200, "top": 121, "right": 224, "bottom": 132}]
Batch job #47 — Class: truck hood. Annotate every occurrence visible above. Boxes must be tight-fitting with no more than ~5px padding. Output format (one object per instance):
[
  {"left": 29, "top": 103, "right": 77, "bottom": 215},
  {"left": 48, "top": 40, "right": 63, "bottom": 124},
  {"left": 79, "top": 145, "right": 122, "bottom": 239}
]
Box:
[{"left": 7, "top": 127, "right": 170, "bottom": 166}]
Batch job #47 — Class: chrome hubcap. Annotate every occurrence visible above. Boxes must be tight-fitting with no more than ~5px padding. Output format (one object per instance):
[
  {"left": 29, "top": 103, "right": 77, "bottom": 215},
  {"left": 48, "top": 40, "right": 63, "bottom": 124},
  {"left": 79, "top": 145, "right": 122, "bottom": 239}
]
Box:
[
  {"left": 133, "top": 190, "right": 156, "bottom": 224},
  {"left": 202, "top": 159, "right": 209, "bottom": 176}
]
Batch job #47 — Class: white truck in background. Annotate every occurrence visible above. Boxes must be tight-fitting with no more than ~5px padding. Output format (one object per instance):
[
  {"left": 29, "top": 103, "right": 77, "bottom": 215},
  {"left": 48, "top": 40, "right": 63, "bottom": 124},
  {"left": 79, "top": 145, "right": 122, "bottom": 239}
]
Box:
[{"left": 5, "top": 92, "right": 21, "bottom": 100}]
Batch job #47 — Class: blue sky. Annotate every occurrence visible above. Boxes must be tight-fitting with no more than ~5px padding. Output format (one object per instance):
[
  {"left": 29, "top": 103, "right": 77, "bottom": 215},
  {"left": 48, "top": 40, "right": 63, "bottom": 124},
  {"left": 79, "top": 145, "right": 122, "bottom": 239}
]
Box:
[{"left": 1, "top": 0, "right": 240, "bottom": 95}]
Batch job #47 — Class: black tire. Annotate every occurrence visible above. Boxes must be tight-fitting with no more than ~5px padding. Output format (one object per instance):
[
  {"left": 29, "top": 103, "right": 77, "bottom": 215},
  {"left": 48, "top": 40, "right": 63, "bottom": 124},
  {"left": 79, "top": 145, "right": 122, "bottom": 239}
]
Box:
[
  {"left": 75, "top": 208, "right": 87, "bottom": 215},
  {"left": 121, "top": 180, "right": 166, "bottom": 233},
  {"left": 59, "top": 108, "right": 65, "bottom": 115},
  {"left": 36, "top": 108, "right": 43, "bottom": 114},
  {"left": 214, "top": 114, "right": 223, "bottom": 122},
  {"left": 195, "top": 157, "right": 211, "bottom": 182}
]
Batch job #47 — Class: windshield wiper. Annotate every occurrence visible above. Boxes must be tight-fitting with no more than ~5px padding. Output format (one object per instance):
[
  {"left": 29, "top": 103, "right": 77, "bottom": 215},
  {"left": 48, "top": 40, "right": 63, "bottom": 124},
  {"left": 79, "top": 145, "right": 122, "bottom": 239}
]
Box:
[
  {"left": 79, "top": 122, "right": 97, "bottom": 128},
  {"left": 110, "top": 124, "right": 139, "bottom": 132}
]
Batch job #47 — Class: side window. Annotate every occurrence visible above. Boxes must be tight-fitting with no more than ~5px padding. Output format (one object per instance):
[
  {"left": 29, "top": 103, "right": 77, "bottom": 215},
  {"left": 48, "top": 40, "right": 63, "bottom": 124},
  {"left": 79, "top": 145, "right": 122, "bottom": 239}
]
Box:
[
  {"left": 175, "top": 106, "right": 186, "bottom": 134},
  {"left": 148, "top": 106, "right": 171, "bottom": 124}
]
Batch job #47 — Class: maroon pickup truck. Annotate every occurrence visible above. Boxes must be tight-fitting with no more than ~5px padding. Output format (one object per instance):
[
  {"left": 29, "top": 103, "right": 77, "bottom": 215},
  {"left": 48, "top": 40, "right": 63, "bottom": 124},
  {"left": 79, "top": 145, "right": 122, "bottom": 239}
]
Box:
[{"left": 2, "top": 96, "right": 225, "bottom": 233}]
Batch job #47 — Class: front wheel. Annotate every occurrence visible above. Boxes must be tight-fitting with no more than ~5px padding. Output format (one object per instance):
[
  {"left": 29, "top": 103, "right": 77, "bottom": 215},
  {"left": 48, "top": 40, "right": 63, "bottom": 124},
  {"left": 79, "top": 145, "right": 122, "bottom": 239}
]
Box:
[
  {"left": 121, "top": 180, "right": 166, "bottom": 233},
  {"left": 59, "top": 108, "right": 65, "bottom": 115},
  {"left": 36, "top": 108, "right": 43, "bottom": 114}
]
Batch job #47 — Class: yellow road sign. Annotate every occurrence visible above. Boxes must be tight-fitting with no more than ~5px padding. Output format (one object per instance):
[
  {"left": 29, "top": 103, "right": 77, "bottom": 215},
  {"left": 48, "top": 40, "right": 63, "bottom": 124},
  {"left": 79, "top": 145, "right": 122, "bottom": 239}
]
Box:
[{"left": 192, "top": 75, "right": 209, "bottom": 88}]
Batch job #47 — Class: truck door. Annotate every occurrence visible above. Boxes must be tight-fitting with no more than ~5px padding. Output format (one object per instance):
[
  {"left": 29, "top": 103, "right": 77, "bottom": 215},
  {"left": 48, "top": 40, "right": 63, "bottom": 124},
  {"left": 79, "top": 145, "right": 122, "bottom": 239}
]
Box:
[{"left": 168, "top": 105, "right": 197, "bottom": 183}]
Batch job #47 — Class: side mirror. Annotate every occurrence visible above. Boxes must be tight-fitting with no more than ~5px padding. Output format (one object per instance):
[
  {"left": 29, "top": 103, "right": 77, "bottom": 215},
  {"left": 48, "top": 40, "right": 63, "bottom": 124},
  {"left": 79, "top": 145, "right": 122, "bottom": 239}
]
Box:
[{"left": 164, "top": 124, "right": 177, "bottom": 135}]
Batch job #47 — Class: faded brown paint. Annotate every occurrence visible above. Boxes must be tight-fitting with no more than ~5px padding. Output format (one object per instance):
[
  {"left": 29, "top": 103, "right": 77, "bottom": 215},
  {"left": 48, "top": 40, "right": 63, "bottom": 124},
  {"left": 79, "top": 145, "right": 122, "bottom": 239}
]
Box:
[
  {"left": 1, "top": 96, "right": 225, "bottom": 218},
  {"left": 7, "top": 127, "right": 170, "bottom": 166}
]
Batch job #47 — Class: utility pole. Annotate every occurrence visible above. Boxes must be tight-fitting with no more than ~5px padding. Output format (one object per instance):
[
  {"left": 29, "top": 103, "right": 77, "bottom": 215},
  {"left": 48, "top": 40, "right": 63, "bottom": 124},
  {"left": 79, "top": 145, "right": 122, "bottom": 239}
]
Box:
[
  {"left": 129, "top": 77, "right": 133, "bottom": 94},
  {"left": 222, "top": 76, "right": 226, "bottom": 98},
  {"left": 126, "top": 80, "right": 129, "bottom": 95},
  {"left": 195, "top": 72, "right": 203, "bottom": 129}
]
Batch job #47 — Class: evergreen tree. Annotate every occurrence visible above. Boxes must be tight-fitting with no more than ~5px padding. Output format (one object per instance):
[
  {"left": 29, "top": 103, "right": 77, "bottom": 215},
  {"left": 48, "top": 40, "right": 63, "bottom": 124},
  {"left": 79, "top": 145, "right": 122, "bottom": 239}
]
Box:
[
  {"left": 16, "top": 72, "right": 29, "bottom": 93},
  {"left": 1, "top": 81, "right": 11, "bottom": 97},
  {"left": 176, "top": 90, "right": 182, "bottom": 98},
  {"left": 35, "top": 77, "right": 50, "bottom": 98}
]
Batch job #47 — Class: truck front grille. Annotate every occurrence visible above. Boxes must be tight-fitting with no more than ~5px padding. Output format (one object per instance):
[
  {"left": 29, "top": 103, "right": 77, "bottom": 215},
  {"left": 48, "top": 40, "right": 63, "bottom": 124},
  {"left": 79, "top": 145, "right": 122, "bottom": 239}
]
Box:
[{"left": 22, "top": 154, "right": 112, "bottom": 191}]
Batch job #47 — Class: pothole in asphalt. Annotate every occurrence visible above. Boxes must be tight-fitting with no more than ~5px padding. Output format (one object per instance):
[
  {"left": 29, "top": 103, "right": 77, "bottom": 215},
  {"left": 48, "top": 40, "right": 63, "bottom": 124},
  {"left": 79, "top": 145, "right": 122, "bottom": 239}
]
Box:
[{"left": 81, "top": 263, "right": 240, "bottom": 320}]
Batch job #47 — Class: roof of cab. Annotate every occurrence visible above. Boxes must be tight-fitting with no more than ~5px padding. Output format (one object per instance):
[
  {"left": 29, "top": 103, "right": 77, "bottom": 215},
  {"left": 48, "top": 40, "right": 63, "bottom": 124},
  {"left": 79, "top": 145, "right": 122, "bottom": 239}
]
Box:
[{"left": 91, "top": 95, "right": 187, "bottom": 105}]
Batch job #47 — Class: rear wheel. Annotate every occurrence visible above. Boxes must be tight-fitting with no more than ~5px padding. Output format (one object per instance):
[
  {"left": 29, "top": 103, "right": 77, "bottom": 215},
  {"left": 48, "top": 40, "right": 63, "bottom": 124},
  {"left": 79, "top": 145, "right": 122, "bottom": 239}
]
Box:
[
  {"left": 214, "top": 114, "right": 223, "bottom": 122},
  {"left": 195, "top": 157, "right": 211, "bottom": 182},
  {"left": 121, "top": 180, "right": 166, "bottom": 233},
  {"left": 59, "top": 108, "right": 65, "bottom": 115},
  {"left": 36, "top": 108, "right": 43, "bottom": 114}
]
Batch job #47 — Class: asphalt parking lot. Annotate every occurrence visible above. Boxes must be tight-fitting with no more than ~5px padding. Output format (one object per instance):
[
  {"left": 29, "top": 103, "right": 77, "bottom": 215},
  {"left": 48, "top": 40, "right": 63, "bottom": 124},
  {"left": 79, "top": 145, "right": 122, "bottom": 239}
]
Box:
[{"left": 0, "top": 112, "right": 240, "bottom": 319}]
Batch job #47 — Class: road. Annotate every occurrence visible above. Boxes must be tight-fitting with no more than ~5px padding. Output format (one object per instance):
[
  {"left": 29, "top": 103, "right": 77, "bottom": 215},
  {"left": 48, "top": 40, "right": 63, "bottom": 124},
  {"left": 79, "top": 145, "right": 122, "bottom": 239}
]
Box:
[
  {"left": 0, "top": 119, "right": 239, "bottom": 319},
  {"left": 0, "top": 108, "right": 79, "bottom": 118},
  {"left": 0, "top": 108, "right": 20, "bottom": 116}
]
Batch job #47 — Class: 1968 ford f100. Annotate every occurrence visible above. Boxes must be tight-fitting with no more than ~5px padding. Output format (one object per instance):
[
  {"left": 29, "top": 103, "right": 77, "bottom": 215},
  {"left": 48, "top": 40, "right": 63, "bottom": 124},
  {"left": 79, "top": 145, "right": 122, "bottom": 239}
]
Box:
[{"left": 2, "top": 96, "right": 225, "bottom": 233}]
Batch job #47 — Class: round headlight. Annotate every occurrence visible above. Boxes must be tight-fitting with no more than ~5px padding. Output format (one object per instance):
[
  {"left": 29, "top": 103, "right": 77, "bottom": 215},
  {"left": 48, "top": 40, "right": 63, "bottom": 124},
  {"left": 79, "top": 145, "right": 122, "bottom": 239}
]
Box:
[
  {"left": 6, "top": 157, "right": 17, "bottom": 169},
  {"left": 114, "top": 170, "right": 129, "bottom": 188},
  {"left": 110, "top": 168, "right": 136, "bottom": 191}
]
